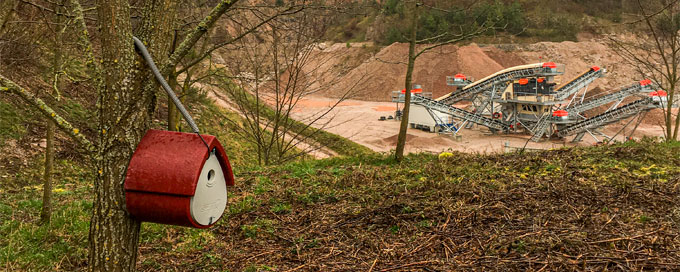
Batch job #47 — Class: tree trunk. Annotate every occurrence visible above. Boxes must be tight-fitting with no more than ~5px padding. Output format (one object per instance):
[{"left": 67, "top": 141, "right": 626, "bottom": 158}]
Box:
[
  {"left": 89, "top": 1, "right": 141, "bottom": 269},
  {"left": 42, "top": 0, "right": 65, "bottom": 225},
  {"left": 671, "top": 82, "right": 679, "bottom": 140},
  {"left": 40, "top": 119, "right": 54, "bottom": 224},
  {"left": 89, "top": 0, "right": 176, "bottom": 270},
  {"left": 673, "top": 101, "right": 679, "bottom": 140},
  {"left": 667, "top": 48, "right": 677, "bottom": 141},
  {"left": 167, "top": 72, "right": 179, "bottom": 131},
  {"left": 168, "top": 102, "right": 177, "bottom": 131},
  {"left": 395, "top": 1, "right": 418, "bottom": 161}
]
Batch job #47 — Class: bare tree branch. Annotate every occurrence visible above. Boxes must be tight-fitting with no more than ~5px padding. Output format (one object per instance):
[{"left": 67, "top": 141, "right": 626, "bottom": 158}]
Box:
[
  {"left": 176, "top": 5, "right": 305, "bottom": 75},
  {"left": 161, "top": 0, "right": 240, "bottom": 75},
  {"left": 0, "top": 75, "right": 95, "bottom": 153}
]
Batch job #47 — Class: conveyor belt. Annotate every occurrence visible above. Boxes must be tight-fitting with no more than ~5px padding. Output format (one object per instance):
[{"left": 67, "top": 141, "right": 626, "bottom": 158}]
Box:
[
  {"left": 437, "top": 63, "right": 560, "bottom": 105},
  {"left": 566, "top": 81, "right": 651, "bottom": 113},
  {"left": 553, "top": 67, "right": 605, "bottom": 100},
  {"left": 408, "top": 95, "right": 509, "bottom": 131},
  {"left": 529, "top": 114, "right": 552, "bottom": 142},
  {"left": 558, "top": 98, "right": 655, "bottom": 137}
]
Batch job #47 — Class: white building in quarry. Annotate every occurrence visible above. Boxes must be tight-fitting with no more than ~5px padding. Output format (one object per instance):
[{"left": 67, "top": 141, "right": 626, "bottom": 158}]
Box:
[{"left": 391, "top": 84, "right": 456, "bottom": 133}]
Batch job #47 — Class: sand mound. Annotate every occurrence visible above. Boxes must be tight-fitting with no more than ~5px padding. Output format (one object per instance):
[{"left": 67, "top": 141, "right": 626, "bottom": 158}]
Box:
[
  {"left": 456, "top": 44, "right": 504, "bottom": 80},
  {"left": 481, "top": 46, "right": 526, "bottom": 68},
  {"left": 299, "top": 43, "right": 379, "bottom": 99},
  {"left": 325, "top": 42, "right": 515, "bottom": 102},
  {"left": 381, "top": 133, "right": 418, "bottom": 145}
]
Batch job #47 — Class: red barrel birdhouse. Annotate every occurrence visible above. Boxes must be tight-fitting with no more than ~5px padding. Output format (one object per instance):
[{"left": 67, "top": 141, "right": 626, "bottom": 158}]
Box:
[{"left": 124, "top": 129, "right": 235, "bottom": 228}]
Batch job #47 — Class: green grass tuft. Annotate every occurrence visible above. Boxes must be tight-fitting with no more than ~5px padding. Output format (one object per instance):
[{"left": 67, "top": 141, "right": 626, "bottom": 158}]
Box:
[{"left": 0, "top": 101, "right": 27, "bottom": 141}]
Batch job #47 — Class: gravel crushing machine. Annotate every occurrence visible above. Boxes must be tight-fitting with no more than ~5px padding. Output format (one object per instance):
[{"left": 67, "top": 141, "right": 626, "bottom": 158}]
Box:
[{"left": 392, "top": 62, "right": 675, "bottom": 142}]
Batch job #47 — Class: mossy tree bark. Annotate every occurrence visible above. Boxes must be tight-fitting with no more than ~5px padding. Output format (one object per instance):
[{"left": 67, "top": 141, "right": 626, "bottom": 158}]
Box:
[
  {"left": 89, "top": 0, "right": 176, "bottom": 270},
  {"left": 167, "top": 71, "right": 180, "bottom": 131},
  {"left": 89, "top": 0, "right": 141, "bottom": 270}
]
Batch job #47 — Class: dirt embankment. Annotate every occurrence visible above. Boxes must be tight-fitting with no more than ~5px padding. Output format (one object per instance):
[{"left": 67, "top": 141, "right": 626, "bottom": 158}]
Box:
[
  {"left": 300, "top": 43, "right": 379, "bottom": 98},
  {"left": 323, "top": 43, "right": 510, "bottom": 101}
]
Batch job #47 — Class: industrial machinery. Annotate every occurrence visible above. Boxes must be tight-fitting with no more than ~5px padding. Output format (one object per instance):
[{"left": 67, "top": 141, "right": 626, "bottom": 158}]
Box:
[{"left": 393, "top": 62, "right": 675, "bottom": 142}]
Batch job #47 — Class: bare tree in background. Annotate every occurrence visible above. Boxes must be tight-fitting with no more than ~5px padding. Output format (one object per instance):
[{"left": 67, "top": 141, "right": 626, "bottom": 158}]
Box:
[
  {"left": 166, "top": 2, "right": 307, "bottom": 132},
  {"left": 214, "top": 4, "right": 367, "bottom": 165},
  {"left": 1, "top": 0, "right": 46, "bottom": 71},
  {"left": 166, "top": 1, "right": 226, "bottom": 132},
  {"left": 609, "top": 0, "right": 680, "bottom": 141},
  {"left": 394, "top": 0, "right": 494, "bottom": 161},
  {"left": 41, "top": 0, "right": 69, "bottom": 225}
]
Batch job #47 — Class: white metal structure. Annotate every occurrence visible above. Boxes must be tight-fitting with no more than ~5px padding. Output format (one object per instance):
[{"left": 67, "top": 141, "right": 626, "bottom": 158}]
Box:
[{"left": 407, "top": 104, "right": 453, "bottom": 132}]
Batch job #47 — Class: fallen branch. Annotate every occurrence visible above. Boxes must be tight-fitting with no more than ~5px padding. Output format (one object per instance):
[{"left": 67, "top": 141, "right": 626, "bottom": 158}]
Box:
[
  {"left": 587, "top": 229, "right": 661, "bottom": 244},
  {"left": 378, "top": 260, "right": 438, "bottom": 272},
  {"left": 368, "top": 258, "right": 378, "bottom": 272},
  {"left": 283, "top": 264, "right": 306, "bottom": 272}
]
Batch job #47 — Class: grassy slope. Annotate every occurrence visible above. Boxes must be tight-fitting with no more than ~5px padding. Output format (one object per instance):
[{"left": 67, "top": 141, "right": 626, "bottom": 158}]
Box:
[
  {"left": 144, "top": 141, "right": 679, "bottom": 271},
  {"left": 0, "top": 100, "right": 28, "bottom": 141},
  {"left": 2, "top": 139, "right": 678, "bottom": 271}
]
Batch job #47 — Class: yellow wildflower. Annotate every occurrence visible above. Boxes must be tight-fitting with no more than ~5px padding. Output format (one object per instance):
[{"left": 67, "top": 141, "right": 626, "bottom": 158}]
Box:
[{"left": 438, "top": 152, "right": 454, "bottom": 160}]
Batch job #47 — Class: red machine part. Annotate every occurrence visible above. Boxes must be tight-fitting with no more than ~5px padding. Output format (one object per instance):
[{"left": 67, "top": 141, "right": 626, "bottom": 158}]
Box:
[
  {"left": 518, "top": 78, "right": 529, "bottom": 85},
  {"left": 649, "top": 90, "right": 668, "bottom": 96},
  {"left": 542, "top": 62, "right": 557, "bottom": 68},
  {"left": 401, "top": 88, "right": 423, "bottom": 93},
  {"left": 591, "top": 66, "right": 600, "bottom": 71},
  {"left": 124, "top": 129, "right": 235, "bottom": 228},
  {"left": 454, "top": 73, "right": 467, "bottom": 80},
  {"left": 552, "top": 110, "right": 569, "bottom": 117},
  {"left": 639, "top": 79, "right": 652, "bottom": 86}
]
